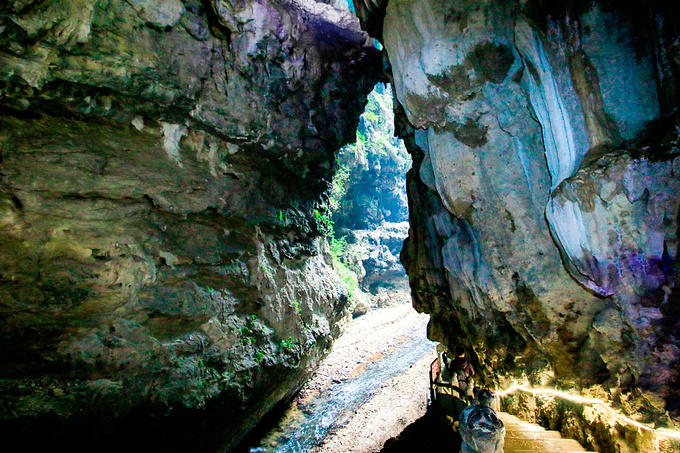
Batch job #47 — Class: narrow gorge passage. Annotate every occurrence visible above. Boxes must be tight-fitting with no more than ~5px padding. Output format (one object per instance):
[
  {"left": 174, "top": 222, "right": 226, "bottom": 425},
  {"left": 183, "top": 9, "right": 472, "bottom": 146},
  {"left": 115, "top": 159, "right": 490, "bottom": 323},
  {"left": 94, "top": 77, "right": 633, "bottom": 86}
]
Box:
[
  {"left": 2, "top": 1, "right": 680, "bottom": 452},
  {"left": 249, "top": 304, "right": 434, "bottom": 453}
]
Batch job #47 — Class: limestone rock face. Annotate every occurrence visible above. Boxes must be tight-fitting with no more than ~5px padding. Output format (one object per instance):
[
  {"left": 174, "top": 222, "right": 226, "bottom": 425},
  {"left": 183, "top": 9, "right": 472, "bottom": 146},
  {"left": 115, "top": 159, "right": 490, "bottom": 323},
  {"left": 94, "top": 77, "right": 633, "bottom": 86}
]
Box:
[
  {"left": 352, "top": 222, "right": 410, "bottom": 296},
  {"left": 0, "top": 0, "right": 380, "bottom": 451},
  {"left": 548, "top": 129, "right": 680, "bottom": 402},
  {"left": 382, "top": 0, "right": 680, "bottom": 425}
]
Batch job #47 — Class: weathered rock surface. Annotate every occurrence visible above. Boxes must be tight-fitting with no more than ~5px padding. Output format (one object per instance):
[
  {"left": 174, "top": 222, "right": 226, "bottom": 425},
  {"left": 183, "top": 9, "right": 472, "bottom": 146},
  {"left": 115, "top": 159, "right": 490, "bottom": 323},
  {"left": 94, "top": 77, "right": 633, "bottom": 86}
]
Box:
[
  {"left": 0, "top": 0, "right": 380, "bottom": 451},
  {"left": 349, "top": 222, "right": 410, "bottom": 296},
  {"left": 372, "top": 0, "right": 680, "bottom": 443}
]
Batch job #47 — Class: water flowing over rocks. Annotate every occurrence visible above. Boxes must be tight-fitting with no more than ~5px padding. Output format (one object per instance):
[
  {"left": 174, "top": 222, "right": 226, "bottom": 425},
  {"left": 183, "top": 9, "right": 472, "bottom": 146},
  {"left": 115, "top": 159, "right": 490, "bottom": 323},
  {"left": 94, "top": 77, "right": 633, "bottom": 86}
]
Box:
[{"left": 0, "top": 0, "right": 381, "bottom": 450}]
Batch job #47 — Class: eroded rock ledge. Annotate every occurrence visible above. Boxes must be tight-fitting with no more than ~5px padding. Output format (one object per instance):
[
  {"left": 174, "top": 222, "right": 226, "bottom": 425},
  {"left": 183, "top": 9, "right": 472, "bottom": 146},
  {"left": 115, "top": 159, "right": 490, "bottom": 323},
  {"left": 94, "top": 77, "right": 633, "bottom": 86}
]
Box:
[
  {"left": 0, "top": 0, "right": 380, "bottom": 451},
  {"left": 370, "top": 0, "right": 680, "bottom": 446}
]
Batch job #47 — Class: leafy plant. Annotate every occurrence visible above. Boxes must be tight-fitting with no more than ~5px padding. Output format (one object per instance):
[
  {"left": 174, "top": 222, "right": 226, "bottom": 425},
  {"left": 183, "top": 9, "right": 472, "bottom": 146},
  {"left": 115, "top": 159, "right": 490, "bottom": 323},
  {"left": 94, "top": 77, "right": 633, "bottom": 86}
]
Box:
[
  {"left": 279, "top": 337, "right": 297, "bottom": 349},
  {"left": 329, "top": 164, "right": 350, "bottom": 212},
  {"left": 239, "top": 315, "right": 261, "bottom": 344},
  {"left": 314, "top": 208, "right": 334, "bottom": 235},
  {"left": 291, "top": 300, "right": 301, "bottom": 314},
  {"left": 329, "top": 236, "right": 346, "bottom": 258}
]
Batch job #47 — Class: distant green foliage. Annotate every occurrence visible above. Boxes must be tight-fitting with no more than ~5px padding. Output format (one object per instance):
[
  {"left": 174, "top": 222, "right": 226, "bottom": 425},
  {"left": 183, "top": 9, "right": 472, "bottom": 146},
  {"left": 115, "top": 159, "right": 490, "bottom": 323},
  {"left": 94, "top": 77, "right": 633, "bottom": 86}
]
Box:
[
  {"left": 279, "top": 336, "right": 297, "bottom": 349},
  {"left": 339, "top": 84, "right": 410, "bottom": 181},
  {"left": 323, "top": 83, "right": 409, "bottom": 307},
  {"left": 329, "top": 163, "right": 350, "bottom": 212},
  {"left": 314, "top": 208, "right": 334, "bottom": 235},
  {"left": 363, "top": 110, "right": 378, "bottom": 123}
]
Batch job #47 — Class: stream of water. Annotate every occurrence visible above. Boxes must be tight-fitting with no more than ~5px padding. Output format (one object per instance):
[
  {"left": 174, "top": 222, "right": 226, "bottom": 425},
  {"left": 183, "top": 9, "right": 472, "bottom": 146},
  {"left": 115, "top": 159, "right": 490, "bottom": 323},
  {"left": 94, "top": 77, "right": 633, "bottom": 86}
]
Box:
[{"left": 249, "top": 326, "right": 435, "bottom": 453}]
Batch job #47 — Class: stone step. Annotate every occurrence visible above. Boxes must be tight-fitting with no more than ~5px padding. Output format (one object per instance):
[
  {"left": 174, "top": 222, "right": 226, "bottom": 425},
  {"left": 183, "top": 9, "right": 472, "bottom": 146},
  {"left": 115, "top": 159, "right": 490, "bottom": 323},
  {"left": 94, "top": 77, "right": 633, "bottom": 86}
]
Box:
[
  {"left": 504, "top": 438, "right": 588, "bottom": 451},
  {"left": 505, "top": 430, "right": 563, "bottom": 439},
  {"left": 498, "top": 412, "right": 595, "bottom": 453}
]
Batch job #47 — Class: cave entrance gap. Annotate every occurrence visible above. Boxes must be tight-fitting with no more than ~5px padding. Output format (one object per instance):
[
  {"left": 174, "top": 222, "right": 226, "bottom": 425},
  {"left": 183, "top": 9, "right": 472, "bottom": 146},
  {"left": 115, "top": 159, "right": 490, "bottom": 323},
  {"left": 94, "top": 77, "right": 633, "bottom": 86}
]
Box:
[
  {"left": 327, "top": 82, "right": 412, "bottom": 316},
  {"left": 246, "top": 83, "right": 437, "bottom": 453}
]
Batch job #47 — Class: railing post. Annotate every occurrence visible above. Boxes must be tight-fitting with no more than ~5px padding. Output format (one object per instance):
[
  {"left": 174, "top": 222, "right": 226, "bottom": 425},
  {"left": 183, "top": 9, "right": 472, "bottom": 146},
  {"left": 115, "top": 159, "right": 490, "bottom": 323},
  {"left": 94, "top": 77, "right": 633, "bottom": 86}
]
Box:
[{"left": 429, "top": 358, "right": 438, "bottom": 404}]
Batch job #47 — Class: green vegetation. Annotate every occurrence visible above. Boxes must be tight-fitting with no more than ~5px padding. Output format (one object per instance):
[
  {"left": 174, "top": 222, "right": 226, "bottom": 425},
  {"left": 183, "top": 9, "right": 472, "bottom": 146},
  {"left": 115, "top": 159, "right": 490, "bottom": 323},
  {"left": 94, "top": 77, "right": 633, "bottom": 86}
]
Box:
[
  {"left": 329, "top": 236, "right": 346, "bottom": 257},
  {"left": 314, "top": 208, "right": 334, "bottom": 235},
  {"left": 291, "top": 300, "right": 302, "bottom": 315},
  {"left": 329, "top": 160, "right": 350, "bottom": 212},
  {"left": 340, "top": 84, "right": 409, "bottom": 178},
  {"left": 279, "top": 336, "right": 297, "bottom": 349},
  {"left": 239, "top": 314, "right": 261, "bottom": 344},
  {"left": 328, "top": 235, "right": 362, "bottom": 303},
  {"left": 332, "top": 254, "right": 360, "bottom": 302},
  {"left": 322, "top": 84, "right": 409, "bottom": 308}
]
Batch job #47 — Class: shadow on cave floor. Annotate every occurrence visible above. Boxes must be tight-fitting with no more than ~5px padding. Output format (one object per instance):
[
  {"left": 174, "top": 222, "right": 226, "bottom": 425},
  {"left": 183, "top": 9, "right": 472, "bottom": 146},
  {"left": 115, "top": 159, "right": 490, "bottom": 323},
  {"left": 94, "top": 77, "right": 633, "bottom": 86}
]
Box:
[{"left": 380, "top": 397, "right": 463, "bottom": 453}]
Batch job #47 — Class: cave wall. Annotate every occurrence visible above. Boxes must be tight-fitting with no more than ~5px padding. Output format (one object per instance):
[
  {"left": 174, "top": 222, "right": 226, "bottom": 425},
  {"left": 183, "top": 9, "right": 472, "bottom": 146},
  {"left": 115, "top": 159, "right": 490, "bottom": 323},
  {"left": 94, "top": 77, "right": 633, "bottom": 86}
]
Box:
[
  {"left": 375, "top": 0, "right": 680, "bottom": 428},
  {"left": 0, "top": 0, "right": 381, "bottom": 450}
]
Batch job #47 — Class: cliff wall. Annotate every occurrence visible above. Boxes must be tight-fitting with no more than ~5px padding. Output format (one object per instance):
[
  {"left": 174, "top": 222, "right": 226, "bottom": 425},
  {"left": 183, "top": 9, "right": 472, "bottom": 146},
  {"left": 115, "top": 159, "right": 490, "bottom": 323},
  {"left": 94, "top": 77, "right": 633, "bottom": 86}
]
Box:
[
  {"left": 0, "top": 1, "right": 380, "bottom": 450},
  {"left": 372, "top": 0, "right": 680, "bottom": 441}
]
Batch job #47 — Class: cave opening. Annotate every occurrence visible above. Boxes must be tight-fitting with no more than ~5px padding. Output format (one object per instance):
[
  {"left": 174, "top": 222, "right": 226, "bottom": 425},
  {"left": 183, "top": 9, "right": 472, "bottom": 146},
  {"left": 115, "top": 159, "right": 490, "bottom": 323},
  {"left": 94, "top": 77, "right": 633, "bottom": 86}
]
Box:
[
  {"left": 326, "top": 82, "right": 412, "bottom": 313},
  {"left": 243, "top": 82, "right": 438, "bottom": 453}
]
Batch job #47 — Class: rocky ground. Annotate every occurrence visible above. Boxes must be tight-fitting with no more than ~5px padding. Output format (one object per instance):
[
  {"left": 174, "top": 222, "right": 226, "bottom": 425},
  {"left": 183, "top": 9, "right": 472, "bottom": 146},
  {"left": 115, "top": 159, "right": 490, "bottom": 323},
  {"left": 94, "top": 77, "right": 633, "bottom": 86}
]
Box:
[{"left": 304, "top": 303, "right": 435, "bottom": 453}]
